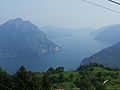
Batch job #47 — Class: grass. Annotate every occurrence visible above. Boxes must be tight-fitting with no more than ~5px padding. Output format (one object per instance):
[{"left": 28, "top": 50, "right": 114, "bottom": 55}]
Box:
[
  {"left": 37, "top": 65, "right": 120, "bottom": 90},
  {"left": 63, "top": 71, "right": 79, "bottom": 81}
]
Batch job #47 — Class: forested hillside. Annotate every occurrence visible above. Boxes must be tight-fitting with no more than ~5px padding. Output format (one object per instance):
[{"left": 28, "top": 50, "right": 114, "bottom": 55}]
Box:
[{"left": 0, "top": 63, "right": 120, "bottom": 90}]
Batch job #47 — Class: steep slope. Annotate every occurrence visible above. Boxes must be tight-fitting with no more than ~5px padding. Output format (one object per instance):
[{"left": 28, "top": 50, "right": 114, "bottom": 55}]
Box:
[
  {"left": 95, "top": 24, "right": 120, "bottom": 44},
  {"left": 0, "top": 18, "right": 59, "bottom": 57},
  {"left": 81, "top": 41, "right": 120, "bottom": 68}
]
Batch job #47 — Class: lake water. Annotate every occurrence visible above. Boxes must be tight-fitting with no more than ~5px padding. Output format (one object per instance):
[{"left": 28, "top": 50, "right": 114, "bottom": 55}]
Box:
[{"left": 0, "top": 30, "right": 110, "bottom": 73}]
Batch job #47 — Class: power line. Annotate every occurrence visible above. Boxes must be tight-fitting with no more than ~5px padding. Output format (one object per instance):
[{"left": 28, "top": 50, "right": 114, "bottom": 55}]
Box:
[
  {"left": 108, "top": 0, "right": 120, "bottom": 5},
  {"left": 81, "top": 0, "right": 120, "bottom": 14}
]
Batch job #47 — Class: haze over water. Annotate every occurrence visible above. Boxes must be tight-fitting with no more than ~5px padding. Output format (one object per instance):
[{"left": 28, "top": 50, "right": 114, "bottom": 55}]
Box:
[
  {"left": 0, "top": 29, "right": 110, "bottom": 72},
  {"left": 0, "top": 0, "right": 118, "bottom": 72}
]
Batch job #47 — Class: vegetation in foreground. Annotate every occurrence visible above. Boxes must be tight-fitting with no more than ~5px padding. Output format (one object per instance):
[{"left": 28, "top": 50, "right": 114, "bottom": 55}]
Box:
[{"left": 0, "top": 63, "right": 120, "bottom": 90}]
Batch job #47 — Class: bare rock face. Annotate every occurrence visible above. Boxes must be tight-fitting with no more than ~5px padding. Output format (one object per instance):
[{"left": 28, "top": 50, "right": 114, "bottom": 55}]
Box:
[{"left": 0, "top": 18, "right": 60, "bottom": 57}]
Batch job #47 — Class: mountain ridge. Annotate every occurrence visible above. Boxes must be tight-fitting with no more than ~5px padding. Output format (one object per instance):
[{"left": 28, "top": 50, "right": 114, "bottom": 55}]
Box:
[
  {"left": 95, "top": 24, "right": 120, "bottom": 44},
  {"left": 0, "top": 18, "right": 60, "bottom": 57},
  {"left": 81, "top": 41, "right": 120, "bottom": 68}
]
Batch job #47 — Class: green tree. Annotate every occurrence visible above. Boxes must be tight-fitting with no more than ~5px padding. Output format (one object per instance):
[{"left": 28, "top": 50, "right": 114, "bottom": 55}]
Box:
[
  {"left": 69, "top": 74, "right": 73, "bottom": 81},
  {"left": 47, "top": 67, "right": 55, "bottom": 74},
  {"left": 80, "top": 79, "right": 94, "bottom": 90},
  {"left": 95, "top": 82, "right": 106, "bottom": 90},
  {"left": 58, "top": 73, "right": 64, "bottom": 83},
  {"left": 55, "top": 67, "right": 64, "bottom": 73},
  {"left": 74, "top": 78, "right": 94, "bottom": 90},
  {"left": 14, "top": 66, "right": 41, "bottom": 90},
  {"left": 28, "top": 72, "right": 42, "bottom": 90},
  {"left": 14, "top": 66, "right": 30, "bottom": 90},
  {"left": 0, "top": 67, "right": 14, "bottom": 90},
  {"left": 50, "top": 76, "right": 58, "bottom": 83},
  {"left": 41, "top": 73, "right": 53, "bottom": 90}
]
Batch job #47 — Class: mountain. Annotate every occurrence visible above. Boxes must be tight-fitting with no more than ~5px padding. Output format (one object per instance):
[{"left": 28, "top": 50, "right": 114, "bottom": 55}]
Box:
[
  {"left": 40, "top": 26, "right": 72, "bottom": 39},
  {"left": 41, "top": 26, "right": 94, "bottom": 39},
  {"left": 95, "top": 24, "right": 120, "bottom": 44},
  {"left": 81, "top": 41, "right": 120, "bottom": 68},
  {"left": 90, "top": 26, "right": 106, "bottom": 37},
  {"left": 0, "top": 18, "right": 59, "bottom": 57}
]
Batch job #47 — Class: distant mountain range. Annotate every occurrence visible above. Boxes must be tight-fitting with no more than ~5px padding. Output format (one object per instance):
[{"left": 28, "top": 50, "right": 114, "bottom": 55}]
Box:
[
  {"left": 41, "top": 26, "right": 94, "bottom": 40},
  {"left": 94, "top": 24, "right": 120, "bottom": 44},
  {"left": 85, "top": 24, "right": 120, "bottom": 68},
  {"left": 40, "top": 26, "right": 72, "bottom": 39},
  {"left": 81, "top": 41, "right": 120, "bottom": 68},
  {"left": 90, "top": 26, "right": 106, "bottom": 37},
  {"left": 0, "top": 18, "right": 59, "bottom": 57}
]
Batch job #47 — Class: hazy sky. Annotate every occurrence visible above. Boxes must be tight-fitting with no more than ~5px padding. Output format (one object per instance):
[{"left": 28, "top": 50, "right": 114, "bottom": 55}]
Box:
[{"left": 0, "top": 0, "right": 120, "bottom": 28}]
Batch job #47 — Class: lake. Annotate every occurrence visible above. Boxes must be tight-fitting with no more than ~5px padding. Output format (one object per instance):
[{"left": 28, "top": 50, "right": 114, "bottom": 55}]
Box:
[{"left": 0, "top": 30, "right": 110, "bottom": 73}]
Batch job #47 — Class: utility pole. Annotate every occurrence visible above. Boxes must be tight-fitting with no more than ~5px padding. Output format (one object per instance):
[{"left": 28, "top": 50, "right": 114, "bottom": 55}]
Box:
[{"left": 108, "top": 0, "right": 120, "bottom": 5}]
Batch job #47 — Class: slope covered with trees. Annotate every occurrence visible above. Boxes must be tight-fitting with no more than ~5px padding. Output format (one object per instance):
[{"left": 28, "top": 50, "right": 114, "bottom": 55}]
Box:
[{"left": 0, "top": 63, "right": 120, "bottom": 90}]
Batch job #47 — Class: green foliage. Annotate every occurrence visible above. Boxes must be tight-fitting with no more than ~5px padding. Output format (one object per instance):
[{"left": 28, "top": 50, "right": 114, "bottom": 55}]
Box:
[
  {"left": 80, "top": 79, "right": 95, "bottom": 90},
  {"left": 95, "top": 83, "right": 106, "bottom": 90},
  {"left": 14, "top": 66, "right": 29, "bottom": 90},
  {"left": 55, "top": 67, "right": 64, "bottom": 73},
  {"left": 58, "top": 73, "right": 64, "bottom": 83},
  {"left": 74, "top": 63, "right": 120, "bottom": 90},
  {"left": 0, "top": 63, "right": 120, "bottom": 90},
  {"left": 69, "top": 74, "right": 74, "bottom": 81},
  {"left": 47, "top": 67, "right": 55, "bottom": 74},
  {"left": 0, "top": 67, "right": 14, "bottom": 90},
  {"left": 14, "top": 66, "right": 41, "bottom": 90},
  {"left": 50, "top": 75, "right": 58, "bottom": 83},
  {"left": 41, "top": 73, "right": 53, "bottom": 90},
  {"left": 27, "top": 73, "right": 42, "bottom": 90}
]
